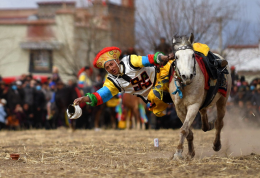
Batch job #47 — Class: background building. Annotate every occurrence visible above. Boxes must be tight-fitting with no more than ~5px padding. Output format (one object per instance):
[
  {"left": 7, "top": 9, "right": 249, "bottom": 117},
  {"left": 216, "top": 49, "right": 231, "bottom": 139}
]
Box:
[
  {"left": 224, "top": 42, "right": 260, "bottom": 82},
  {"left": 0, "top": 0, "right": 135, "bottom": 81}
]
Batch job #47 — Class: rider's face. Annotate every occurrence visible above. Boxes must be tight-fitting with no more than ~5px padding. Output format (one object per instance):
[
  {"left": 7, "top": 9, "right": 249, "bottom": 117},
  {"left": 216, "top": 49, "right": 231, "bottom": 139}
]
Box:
[{"left": 104, "top": 59, "right": 120, "bottom": 75}]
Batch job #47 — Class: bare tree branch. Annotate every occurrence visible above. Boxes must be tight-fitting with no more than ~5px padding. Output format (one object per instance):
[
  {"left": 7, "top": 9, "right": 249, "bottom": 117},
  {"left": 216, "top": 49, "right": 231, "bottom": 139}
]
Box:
[{"left": 136, "top": 0, "right": 247, "bottom": 54}]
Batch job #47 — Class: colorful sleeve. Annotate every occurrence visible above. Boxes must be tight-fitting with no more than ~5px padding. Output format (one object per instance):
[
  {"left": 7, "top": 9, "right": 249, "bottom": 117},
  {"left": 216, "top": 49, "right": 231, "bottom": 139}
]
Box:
[
  {"left": 129, "top": 53, "right": 162, "bottom": 68},
  {"left": 85, "top": 77, "right": 120, "bottom": 106}
]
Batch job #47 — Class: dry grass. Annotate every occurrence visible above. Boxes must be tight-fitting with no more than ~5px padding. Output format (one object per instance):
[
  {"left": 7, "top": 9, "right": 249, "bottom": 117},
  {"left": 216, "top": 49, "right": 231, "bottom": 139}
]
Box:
[{"left": 0, "top": 128, "right": 260, "bottom": 177}]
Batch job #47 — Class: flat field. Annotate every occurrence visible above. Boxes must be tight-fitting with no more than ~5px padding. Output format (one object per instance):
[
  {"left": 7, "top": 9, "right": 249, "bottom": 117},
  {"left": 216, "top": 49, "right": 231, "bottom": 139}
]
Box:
[{"left": 0, "top": 127, "right": 260, "bottom": 178}]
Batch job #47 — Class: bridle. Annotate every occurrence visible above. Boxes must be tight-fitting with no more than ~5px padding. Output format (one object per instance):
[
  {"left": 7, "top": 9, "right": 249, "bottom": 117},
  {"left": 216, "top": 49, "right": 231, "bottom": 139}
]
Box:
[{"left": 173, "top": 45, "right": 196, "bottom": 83}]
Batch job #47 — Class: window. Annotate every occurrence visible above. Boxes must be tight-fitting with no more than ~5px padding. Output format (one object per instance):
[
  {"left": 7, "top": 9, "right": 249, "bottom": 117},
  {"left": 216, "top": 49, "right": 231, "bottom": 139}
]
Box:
[{"left": 29, "top": 50, "right": 52, "bottom": 73}]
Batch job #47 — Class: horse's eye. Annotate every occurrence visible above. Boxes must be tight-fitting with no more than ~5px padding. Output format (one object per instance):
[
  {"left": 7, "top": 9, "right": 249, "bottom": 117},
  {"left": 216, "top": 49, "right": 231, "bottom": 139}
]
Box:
[{"left": 175, "top": 56, "right": 178, "bottom": 60}]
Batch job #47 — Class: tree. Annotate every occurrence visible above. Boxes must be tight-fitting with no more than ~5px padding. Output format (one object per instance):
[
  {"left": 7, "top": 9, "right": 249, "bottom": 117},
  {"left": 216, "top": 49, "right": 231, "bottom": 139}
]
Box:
[
  {"left": 135, "top": 0, "right": 246, "bottom": 54},
  {"left": 53, "top": 3, "right": 110, "bottom": 79}
]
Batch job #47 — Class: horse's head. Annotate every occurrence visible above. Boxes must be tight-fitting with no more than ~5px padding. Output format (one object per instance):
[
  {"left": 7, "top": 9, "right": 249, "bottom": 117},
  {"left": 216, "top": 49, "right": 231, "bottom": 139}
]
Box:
[{"left": 172, "top": 33, "right": 195, "bottom": 85}]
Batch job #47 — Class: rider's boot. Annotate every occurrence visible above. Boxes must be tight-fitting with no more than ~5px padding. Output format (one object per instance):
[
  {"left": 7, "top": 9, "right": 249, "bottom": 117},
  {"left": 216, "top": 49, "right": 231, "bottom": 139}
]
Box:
[{"left": 215, "top": 59, "right": 228, "bottom": 68}]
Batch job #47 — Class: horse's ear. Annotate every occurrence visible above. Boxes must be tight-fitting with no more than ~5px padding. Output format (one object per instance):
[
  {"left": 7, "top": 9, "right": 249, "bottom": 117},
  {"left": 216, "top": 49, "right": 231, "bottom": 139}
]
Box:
[
  {"left": 172, "top": 37, "right": 176, "bottom": 44},
  {"left": 189, "top": 33, "right": 194, "bottom": 44}
]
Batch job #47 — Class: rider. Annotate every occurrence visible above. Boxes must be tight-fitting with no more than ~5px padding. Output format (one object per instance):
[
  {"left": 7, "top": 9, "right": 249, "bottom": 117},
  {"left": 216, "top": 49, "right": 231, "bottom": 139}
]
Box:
[{"left": 74, "top": 47, "right": 174, "bottom": 117}]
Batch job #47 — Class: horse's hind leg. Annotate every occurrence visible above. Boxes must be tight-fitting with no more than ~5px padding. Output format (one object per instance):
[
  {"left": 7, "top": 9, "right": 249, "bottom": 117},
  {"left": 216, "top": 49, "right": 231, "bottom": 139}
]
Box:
[
  {"left": 200, "top": 109, "right": 210, "bottom": 132},
  {"left": 133, "top": 107, "right": 141, "bottom": 130},
  {"left": 213, "top": 97, "right": 226, "bottom": 152},
  {"left": 186, "top": 129, "right": 195, "bottom": 158},
  {"left": 200, "top": 109, "right": 215, "bottom": 132}
]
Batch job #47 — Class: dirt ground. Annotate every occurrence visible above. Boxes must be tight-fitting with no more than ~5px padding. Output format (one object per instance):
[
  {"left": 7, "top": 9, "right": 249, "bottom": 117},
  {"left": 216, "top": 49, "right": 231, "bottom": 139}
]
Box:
[{"left": 0, "top": 127, "right": 260, "bottom": 178}]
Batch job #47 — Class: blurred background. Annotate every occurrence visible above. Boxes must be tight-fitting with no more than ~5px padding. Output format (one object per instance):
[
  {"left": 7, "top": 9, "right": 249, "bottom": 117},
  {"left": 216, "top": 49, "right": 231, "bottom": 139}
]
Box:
[{"left": 0, "top": 0, "right": 259, "bottom": 131}]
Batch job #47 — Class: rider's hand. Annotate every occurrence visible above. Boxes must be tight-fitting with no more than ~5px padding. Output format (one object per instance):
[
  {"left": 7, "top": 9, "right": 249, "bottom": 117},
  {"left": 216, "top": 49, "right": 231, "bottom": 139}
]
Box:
[
  {"left": 73, "top": 96, "right": 90, "bottom": 105},
  {"left": 168, "top": 53, "right": 174, "bottom": 60},
  {"left": 159, "top": 54, "right": 171, "bottom": 66}
]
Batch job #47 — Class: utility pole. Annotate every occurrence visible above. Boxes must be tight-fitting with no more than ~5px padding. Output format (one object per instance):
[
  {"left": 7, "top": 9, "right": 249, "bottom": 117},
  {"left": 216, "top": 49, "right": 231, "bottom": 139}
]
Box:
[{"left": 218, "top": 17, "right": 223, "bottom": 55}]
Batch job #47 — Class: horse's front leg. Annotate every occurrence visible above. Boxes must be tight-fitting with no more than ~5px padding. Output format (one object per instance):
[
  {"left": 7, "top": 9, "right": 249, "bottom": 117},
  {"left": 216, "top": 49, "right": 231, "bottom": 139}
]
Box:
[
  {"left": 186, "top": 129, "right": 195, "bottom": 158},
  {"left": 174, "top": 104, "right": 200, "bottom": 159}
]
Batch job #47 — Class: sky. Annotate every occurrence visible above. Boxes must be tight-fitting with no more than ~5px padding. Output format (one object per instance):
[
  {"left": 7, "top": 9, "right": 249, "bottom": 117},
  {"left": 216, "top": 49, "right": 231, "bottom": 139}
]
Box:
[
  {"left": 234, "top": 0, "right": 259, "bottom": 23},
  {"left": 223, "top": 0, "right": 259, "bottom": 45}
]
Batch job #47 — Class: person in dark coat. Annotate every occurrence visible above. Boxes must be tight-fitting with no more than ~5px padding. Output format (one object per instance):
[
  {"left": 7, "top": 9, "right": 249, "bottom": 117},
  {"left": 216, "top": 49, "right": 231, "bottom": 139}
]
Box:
[
  {"left": 154, "top": 37, "right": 171, "bottom": 55},
  {"left": 33, "top": 84, "right": 46, "bottom": 128},
  {"left": 7, "top": 84, "right": 22, "bottom": 111},
  {"left": 23, "top": 103, "right": 34, "bottom": 129},
  {"left": 0, "top": 82, "right": 8, "bottom": 102},
  {"left": 23, "top": 80, "right": 35, "bottom": 109},
  {"left": 16, "top": 80, "right": 25, "bottom": 103},
  {"left": 54, "top": 81, "right": 70, "bottom": 127}
]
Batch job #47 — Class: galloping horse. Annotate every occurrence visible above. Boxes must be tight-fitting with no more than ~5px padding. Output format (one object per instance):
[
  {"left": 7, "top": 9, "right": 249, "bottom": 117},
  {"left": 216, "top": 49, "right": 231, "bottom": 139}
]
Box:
[{"left": 169, "top": 34, "right": 231, "bottom": 159}]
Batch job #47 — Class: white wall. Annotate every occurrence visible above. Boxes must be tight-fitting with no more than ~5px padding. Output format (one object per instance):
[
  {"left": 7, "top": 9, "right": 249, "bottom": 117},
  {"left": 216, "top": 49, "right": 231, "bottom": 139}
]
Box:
[
  {"left": 0, "top": 25, "right": 28, "bottom": 77},
  {"left": 224, "top": 47, "right": 260, "bottom": 71},
  {"left": 224, "top": 46, "right": 260, "bottom": 82}
]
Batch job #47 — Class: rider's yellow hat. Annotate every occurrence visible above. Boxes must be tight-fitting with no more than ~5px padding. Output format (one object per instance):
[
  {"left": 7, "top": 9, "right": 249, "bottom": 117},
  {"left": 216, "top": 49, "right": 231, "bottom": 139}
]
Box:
[{"left": 93, "top": 47, "right": 121, "bottom": 68}]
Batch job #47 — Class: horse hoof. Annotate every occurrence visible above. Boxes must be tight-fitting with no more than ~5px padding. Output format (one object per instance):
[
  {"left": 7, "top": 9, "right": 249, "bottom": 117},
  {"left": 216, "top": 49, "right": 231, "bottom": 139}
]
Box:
[
  {"left": 213, "top": 144, "right": 221, "bottom": 152},
  {"left": 188, "top": 151, "right": 195, "bottom": 158},
  {"left": 201, "top": 126, "right": 209, "bottom": 132},
  {"left": 202, "top": 128, "right": 207, "bottom": 132},
  {"left": 173, "top": 153, "right": 184, "bottom": 160}
]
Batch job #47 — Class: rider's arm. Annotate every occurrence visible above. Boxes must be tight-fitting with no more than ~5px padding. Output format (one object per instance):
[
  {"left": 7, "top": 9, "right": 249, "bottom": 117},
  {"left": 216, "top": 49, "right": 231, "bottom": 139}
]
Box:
[
  {"left": 129, "top": 52, "right": 170, "bottom": 68},
  {"left": 74, "top": 77, "right": 120, "bottom": 107}
]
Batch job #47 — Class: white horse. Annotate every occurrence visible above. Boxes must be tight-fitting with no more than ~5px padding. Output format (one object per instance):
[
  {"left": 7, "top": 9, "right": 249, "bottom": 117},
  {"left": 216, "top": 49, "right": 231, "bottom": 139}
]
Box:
[{"left": 169, "top": 33, "right": 231, "bottom": 159}]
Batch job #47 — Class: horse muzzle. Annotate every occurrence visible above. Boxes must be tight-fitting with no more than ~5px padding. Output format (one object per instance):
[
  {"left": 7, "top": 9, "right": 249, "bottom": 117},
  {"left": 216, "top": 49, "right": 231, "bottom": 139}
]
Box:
[
  {"left": 67, "top": 104, "right": 82, "bottom": 119},
  {"left": 181, "top": 74, "right": 194, "bottom": 85}
]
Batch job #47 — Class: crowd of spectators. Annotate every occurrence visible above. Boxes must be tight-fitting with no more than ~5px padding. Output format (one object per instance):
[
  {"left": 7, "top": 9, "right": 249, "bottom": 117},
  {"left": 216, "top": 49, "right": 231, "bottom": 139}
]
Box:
[
  {"left": 226, "top": 67, "right": 260, "bottom": 127},
  {"left": 0, "top": 70, "right": 77, "bottom": 130}
]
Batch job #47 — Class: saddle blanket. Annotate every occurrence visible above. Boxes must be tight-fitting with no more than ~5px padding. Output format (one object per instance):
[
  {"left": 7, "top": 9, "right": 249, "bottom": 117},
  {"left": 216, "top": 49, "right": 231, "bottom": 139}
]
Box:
[{"left": 195, "top": 54, "right": 227, "bottom": 97}]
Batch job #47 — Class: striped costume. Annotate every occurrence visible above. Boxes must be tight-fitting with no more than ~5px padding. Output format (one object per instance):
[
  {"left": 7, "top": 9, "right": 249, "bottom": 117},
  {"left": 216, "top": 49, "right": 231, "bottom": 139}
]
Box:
[{"left": 87, "top": 52, "right": 172, "bottom": 117}]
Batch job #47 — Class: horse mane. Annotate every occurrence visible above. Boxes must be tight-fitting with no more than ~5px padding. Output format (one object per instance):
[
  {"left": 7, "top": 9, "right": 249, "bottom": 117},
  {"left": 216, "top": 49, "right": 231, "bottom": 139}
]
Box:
[{"left": 172, "top": 35, "right": 192, "bottom": 53}]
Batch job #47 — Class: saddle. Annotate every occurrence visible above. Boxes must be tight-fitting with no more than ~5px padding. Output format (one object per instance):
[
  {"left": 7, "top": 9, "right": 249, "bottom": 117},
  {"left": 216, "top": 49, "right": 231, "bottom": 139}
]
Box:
[{"left": 195, "top": 51, "right": 229, "bottom": 80}]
